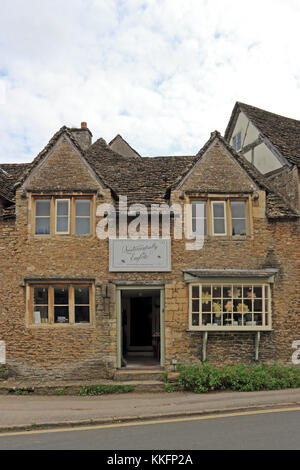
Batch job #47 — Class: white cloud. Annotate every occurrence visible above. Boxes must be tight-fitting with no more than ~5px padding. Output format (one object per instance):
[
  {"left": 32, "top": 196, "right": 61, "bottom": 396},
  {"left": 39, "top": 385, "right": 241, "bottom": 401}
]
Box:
[
  {"left": 0, "top": 0, "right": 300, "bottom": 162},
  {"left": 0, "top": 80, "right": 6, "bottom": 105}
]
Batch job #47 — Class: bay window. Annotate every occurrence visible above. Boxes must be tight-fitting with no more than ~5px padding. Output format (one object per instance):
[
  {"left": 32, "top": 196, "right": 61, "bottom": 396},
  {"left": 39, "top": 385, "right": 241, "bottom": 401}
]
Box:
[{"left": 190, "top": 282, "right": 271, "bottom": 330}]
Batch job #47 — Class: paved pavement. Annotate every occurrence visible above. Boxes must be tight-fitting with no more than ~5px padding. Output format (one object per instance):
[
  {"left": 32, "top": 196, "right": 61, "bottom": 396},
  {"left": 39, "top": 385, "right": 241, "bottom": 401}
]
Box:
[
  {"left": 1, "top": 409, "right": 299, "bottom": 450},
  {"left": 0, "top": 388, "right": 300, "bottom": 431}
]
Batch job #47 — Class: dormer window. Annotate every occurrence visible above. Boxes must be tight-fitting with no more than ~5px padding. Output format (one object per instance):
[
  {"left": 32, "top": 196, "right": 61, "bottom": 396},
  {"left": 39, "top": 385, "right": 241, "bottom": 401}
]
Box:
[
  {"left": 75, "top": 199, "right": 91, "bottom": 235},
  {"left": 231, "top": 201, "right": 246, "bottom": 236},
  {"left": 55, "top": 199, "right": 70, "bottom": 234},
  {"left": 33, "top": 195, "right": 93, "bottom": 237},
  {"left": 191, "top": 201, "right": 207, "bottom": 236},
  {"left": 212, "top": 201, "right": 227, "bottom": 236},
  {"left": 232, "top": 132, "right": 242, "bottom": 151},
  {"left": 190, "top": 197, "right": 250, "bottom": 238},
  {"left": 35, "top": 199, "right": 51, "bottom": 235}
]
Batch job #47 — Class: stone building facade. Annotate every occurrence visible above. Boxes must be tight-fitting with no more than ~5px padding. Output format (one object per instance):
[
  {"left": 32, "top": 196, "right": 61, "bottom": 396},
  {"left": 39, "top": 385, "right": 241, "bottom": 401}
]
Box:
[{"left": 0, "top": 102, "right": 300, "bottom": 380}]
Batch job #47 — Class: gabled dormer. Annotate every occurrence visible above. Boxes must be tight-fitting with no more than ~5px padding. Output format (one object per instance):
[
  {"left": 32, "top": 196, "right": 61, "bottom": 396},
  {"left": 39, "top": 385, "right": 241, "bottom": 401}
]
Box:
[
  {"left": 225, "top": 102, "right": 300, "bottom": 174},
  {"left": 169, "top": 130, "right": 298, "bottom": 235},
  {"left": 225, "top": 102, "right": 300, "bottom": 210},
  {"left": 15, "top": 126, "right": 109, "bottom": 238}
]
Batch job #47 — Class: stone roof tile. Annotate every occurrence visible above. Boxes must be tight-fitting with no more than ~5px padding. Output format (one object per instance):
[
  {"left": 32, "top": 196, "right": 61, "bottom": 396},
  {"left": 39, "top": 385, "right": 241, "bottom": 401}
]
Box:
[
  {"left": 1, "top": 123, "right": 299, "bottom": 219},
  {"left": 225, "top": 102, "right": 300, "bottom": 168}
]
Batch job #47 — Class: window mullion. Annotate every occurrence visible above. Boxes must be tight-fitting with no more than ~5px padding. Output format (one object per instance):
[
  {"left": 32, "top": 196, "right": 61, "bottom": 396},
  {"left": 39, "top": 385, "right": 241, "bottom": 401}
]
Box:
[
  {"left": 207, "top": 200, "right": 212, "bottom": 236},
  {"left": 70, "top": 198, "right": 75, "bottom": 236},
  {"left": 29, "top": 286, "right": 33, "bottom": 325},
  {"left": 50, "top": 197, "right": 55, "bottom": 236},
  {"left": 227, "top": 199, "right": 232, "bottom": 237},
  {"left": 262, "top": 284, "right": 266, "bottom": 326},
  {"left": 49, "top": 286, "right": 54, "bottom": 324},
  {"left": 69, "top": 286, "right": 75, "bottom": 324},
  {"left": 200, "top": 284, "right": 202, "bottom": 327}
]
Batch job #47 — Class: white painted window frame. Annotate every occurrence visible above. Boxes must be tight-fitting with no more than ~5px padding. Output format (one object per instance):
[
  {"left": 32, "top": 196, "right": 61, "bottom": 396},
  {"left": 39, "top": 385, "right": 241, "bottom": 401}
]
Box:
[
  {"left": 55, "top": 199, "right": 70, "bottom": 235},
  {"left": 75, "top": 199, "right": 91, "bottom": 235},
  {"left": 211, "top": 201, "right": 227, "bottom": 236},
  {"left": 35, "top": 199, "right": 51, "bottom": 235},
  {"left": 191, "top": 200, "right": 207, "bottom": 237},
  {"left": 189, "top": 282, "right": 272, "bottom": 331}
]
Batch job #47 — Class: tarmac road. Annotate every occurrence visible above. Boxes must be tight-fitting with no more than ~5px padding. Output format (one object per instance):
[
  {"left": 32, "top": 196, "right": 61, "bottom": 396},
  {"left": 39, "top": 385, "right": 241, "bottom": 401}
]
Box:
[{"left": 0, "top": 408, "right": 299, "bottom": 450}]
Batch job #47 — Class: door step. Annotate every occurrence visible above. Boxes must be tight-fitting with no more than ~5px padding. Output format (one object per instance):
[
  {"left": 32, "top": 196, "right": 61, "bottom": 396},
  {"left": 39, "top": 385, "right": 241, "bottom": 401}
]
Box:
[
  {"left": 114, "top": 368, "right": 164, "bottom": 383},
  {"left": 114, "top": 380, "right": 166, "bottom": 392}
]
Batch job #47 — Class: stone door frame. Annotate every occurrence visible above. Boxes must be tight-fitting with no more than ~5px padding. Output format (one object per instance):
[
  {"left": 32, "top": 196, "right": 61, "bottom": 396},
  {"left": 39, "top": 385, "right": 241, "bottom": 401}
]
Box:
[{"left": 116, "top": 285, "right": 165, "bottom": 369}]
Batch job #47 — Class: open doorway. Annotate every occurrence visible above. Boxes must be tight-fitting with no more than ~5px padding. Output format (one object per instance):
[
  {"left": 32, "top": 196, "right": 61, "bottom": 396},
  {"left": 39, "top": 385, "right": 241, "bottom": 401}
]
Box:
[{"left": 120, "top": 289, "right": 161, "bottom": 368}]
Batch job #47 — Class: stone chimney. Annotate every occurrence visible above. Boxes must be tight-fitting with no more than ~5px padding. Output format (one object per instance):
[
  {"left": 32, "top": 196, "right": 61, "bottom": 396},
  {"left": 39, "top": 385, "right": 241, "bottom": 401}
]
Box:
[{"left": 69, "top": 122, "right": 93, "bottom": 151}]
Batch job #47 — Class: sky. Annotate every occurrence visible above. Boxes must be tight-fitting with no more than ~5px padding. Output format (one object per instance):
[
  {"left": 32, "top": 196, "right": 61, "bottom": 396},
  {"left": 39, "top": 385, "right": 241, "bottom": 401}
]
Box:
[{"left": 0, "top": 0, "right": 300, "bottom": 162}]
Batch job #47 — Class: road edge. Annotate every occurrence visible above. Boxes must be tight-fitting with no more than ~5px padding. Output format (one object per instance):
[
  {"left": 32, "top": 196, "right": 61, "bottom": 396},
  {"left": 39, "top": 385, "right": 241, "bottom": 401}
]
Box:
[{"left": 1, "top": 401, "right": 300, "bottom": 434}]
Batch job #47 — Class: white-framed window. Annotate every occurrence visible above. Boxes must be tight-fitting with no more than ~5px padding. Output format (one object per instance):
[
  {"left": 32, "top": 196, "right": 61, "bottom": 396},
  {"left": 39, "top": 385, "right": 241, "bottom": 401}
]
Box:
[
  {"left": 191, "top": 201, "right": 207, "bottom": 236},
  {"left": 190, "top": 198, "right": 250, "bottom": 238},
  {"left": 55, "top": 199, "right": 70, "bottom": 234},
  {"left": 231, "top": 201, "right": 247, "bottom": 236},
  {"left": 33, "top": 196, "right": 93, "bottom": 237},
  {"left": 212, "top": 201, "right": 226, "bottom": 236},
  {"left": 232, "top": 132, "right": 242, "bottom": 151},
  {"left": 35, "top": 199, "right": 51, "bottom": 235},
  {"left": 75, "top": 199, "right": 91, "bottom": 235},
  {"left": 189, "top": 283, "right": 271, "bottom": 330}
]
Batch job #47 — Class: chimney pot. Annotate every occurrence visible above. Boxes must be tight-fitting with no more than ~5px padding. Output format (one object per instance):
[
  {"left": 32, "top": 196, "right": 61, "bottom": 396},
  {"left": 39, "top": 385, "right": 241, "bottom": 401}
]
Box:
[{"left": 81, "top": 122, "right": 87, "bottom": 128}]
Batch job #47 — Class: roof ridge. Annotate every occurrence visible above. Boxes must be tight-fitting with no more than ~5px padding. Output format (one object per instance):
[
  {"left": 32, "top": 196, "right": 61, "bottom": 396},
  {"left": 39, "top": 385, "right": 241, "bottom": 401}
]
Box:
[
  {"left": 108, "top": 134, "right": 142, "bottom": 158},
  {"left": 237, "top": 101, "right": 300, "bottom": 124},
  {"left": 14, "top": 126, "right": 85, "bottom": 189}
]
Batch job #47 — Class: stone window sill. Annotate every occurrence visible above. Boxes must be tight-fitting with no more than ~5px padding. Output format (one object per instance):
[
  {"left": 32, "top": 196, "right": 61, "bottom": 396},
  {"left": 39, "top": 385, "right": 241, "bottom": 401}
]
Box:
[{"left": 27, "top": 323, "right": 95, "bottom": 329}]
